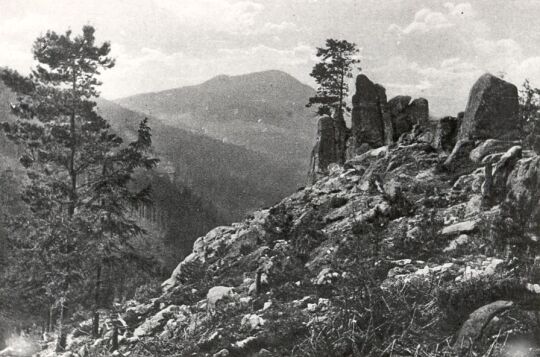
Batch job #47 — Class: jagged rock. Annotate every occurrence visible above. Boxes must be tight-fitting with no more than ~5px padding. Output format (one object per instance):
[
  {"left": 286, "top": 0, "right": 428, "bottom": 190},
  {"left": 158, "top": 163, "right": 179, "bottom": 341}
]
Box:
[
  {"left": 482, "top": 146, "right": 522, "bottom": 206},
  {"left": 408, "top": 98, "right": 429, "bottom": 126},
  {"left": 257, "top": 349, "right": 273, "bottom": 357},
  {"left": 309, "top": 115, "right": 349, "bottom": 180},
  {"left": 241, "top": 314, "right": 265, "bottom": 330},
  {"left": 213, "top": 349, "right": 230, "bottom": 357},
  {"left": 207, "top": 286, "right": 236, "bottom": 310},
  {"left": 459, "top": 73, "right": 520, "bottom": 141},
  {"left": 133, "top": 305, "right": 181, "bottom": 338},
  {"left": 388, "top": 96, "right": 411, "bottom": 140},
  {"left": 441, "top": 220, "right": 480, "bottom": 236},
  {"left": 454, "top": 300, "right": 514, "bottom": 351},
  {"left": 443, "top": 234, "right": 471, "bottom": 252},
  {"left": 386, "top": 96, "right": 429, "bottom": 141},
  {"left": 443, "top": 140, "right": 476, "bottom": 172},
  {"left": 505, "top": 155, "right": 540, "bottom": 233},
  {"left": 470, "top": 139, "right": 521, "bottom": 163},
  {"left": 351, "top": 75, "right": 385, "bottom": 149},
  {"left": 388, "top": 96, "right": 411, "bottom": 116},
  {"left": 433, "top": 116, "right": 460, "bottom": 152}
]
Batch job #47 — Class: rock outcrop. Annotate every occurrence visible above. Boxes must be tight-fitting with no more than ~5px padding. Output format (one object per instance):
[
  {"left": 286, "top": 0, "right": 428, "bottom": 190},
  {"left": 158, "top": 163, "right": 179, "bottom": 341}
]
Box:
[
  {"left": 444, "top": 73, "right": 520, "bottom": 171},
  {"left": 311, "top": 73, "right": 430, "bottom": 177},
  {"left": 459, "top": 73, "right": 520, "bottom": 141},
  {"left": 387, "top": 96, "right": 429, "bottom": 141},
  {"left": 56, "top": 72, "right": 540, "bottom": 357},
  {"left": 350, "top": 75, "right": 386, "bottom": 151},
  {"left": 309, "top": 115, "right": 349, "bottom": 181},
  {"left": 433, "top": 115, "right": 460, "bottom": 152}
]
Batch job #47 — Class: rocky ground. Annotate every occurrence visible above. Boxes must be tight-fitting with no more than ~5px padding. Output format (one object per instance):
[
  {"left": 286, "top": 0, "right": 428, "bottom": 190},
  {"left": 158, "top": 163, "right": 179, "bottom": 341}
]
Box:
[{"left": 38, "top": 73, "right": 540, "bottom": 357}]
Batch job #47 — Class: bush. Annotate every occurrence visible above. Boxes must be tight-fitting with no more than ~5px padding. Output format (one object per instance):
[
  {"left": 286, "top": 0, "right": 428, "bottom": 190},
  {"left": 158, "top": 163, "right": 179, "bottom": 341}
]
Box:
[{"left": 134, "top": 282, "right": 161, "bottom": 302}]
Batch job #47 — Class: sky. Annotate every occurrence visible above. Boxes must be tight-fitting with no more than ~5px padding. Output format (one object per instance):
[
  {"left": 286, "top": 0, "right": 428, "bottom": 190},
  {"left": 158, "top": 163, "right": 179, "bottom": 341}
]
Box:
[{"left": 1, "top": 0, "right": 540, "bottom": 116}]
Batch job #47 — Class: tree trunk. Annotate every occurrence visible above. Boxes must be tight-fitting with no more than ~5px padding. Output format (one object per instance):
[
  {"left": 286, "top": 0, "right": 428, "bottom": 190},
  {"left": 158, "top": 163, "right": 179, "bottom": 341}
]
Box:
[
  {"left": 338, "top": 65, "right": 345, "bottom": 120},
  {"left": 111, "top": 326, "right": 119, "bottom": 351},
  {"left": 92, "top": 263, "right": 102, "bottom": 338},
  {"left": 55, "top": 298, "right": 67, "bottom": 352},
  {"left": 67, "top": 68, "right": 78, "bottom": 217},
  {"left": 48, "top": 305, "right": 54, "bottom": 333}
]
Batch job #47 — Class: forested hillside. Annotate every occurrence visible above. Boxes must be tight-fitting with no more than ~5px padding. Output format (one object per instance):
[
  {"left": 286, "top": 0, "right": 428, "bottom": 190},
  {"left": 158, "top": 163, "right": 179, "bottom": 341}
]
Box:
[
  {"left": 115, "top": 70, "right": 317, "bottom": 173},
  {"left": 98, "top": 99, "right": 307, "bottom": 223}
]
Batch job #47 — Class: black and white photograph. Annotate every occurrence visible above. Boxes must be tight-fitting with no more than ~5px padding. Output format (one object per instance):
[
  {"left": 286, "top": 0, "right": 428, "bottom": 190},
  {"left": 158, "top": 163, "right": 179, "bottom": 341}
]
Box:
[{"left": 0, "top": 1, "right": 539, "bottom": 356}]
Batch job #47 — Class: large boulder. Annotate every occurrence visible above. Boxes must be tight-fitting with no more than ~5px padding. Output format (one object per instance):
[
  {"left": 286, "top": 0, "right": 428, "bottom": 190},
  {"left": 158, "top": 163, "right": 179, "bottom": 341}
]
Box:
[
  {"left": 386, "top": 96, "right": 430, "bottom": 141},
  {"left": 207, "top": 286, "right": 237, "bottom": 310},
  {"left": 459, "top": 73, "right": 520, "bottom": 141},
  {"left": 309, "top": 115, "right": 349, "bottom": 180},
  {"left": 387, "top": 96, "right": 412, "bottom": 140},
  {"left": 351, "top": 75, "right": 385, "bottom": 149},
  {"left": 469, "top": 139, "right": 521, "bottom": 163},
  {"left": 454, "top": 300, "right": 514, "bottom": 351},
  {"left": 408, "top": 98, "right": 429, "bottom": 126}
]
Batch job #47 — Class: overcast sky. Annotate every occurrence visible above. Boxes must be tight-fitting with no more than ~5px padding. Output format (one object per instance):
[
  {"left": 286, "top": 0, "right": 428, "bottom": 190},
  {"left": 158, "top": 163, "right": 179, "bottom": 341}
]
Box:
[{"left": 1, "top": 0, "right": 540, "bottom": 115}]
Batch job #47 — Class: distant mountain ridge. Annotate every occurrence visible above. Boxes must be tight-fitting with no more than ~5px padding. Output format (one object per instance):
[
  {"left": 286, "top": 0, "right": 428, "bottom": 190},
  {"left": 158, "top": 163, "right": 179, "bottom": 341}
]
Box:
[
  {"left": 115, "top": 70, "right": 318, "bottom": 168},
  {"left": 0, "top": 70, "right": 315, "bottom": 264}
]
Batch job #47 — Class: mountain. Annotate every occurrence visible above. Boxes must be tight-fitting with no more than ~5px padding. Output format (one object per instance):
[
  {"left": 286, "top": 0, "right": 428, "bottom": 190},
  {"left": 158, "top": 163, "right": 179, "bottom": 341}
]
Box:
[
  {"left": 0, "top": 73, "right": 312, "bottom": 265},
  {"left": 53, "top": 73, "right": 540, "bottom": 357},
  {"left": 115, "top": 70, "right": 318, "bottom": 170},
  {"left": 97, "top": 99, "right": 307, "bottom": 223}
]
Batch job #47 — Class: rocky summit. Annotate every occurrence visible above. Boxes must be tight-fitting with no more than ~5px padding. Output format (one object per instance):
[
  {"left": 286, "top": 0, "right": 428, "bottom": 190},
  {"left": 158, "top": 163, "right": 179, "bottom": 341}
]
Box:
[{"left": 50, "top": 73, "right": 540, "bottom": 357}]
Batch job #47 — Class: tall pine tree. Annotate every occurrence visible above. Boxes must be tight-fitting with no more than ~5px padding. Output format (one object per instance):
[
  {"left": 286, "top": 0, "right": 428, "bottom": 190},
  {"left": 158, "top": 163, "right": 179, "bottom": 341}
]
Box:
[
  {"left": 307, "top": 39, "right": 360, "bottom": 119},
  {"left": 1, "top": 26, "right": 158, "bottom": 350}
]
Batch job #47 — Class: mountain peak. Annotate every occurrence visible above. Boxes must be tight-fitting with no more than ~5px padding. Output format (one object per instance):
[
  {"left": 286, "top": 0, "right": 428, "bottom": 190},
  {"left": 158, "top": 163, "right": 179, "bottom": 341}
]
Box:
[{"left": 200, "top": 69, "right": 309, "bottom": 89}]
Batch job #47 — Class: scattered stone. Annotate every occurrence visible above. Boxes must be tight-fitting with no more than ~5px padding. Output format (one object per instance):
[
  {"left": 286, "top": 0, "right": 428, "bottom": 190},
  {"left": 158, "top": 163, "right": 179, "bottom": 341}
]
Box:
[
  {"left": 470, "top": 139, "right": 520, "bottom": 163},
  {"left": 241, "top": 314, "right": 265, "bottom": 330},
  {"left": 443, "top": 234, "right": 471, "bottom": 252},
  {"left": 133, "top": 305, "right": 181, "bottom": 338},
  {"left": 213, "top": 349, "right": 230, "bottom": 357},
  {"left": 314, "top": 267, "right": 340, "bottom": 285},
  {"left": 441, "top": 220, "right": 480, "bottom": 236},
  {"left": 257, "top": 348, "right": 273, "bottom": 357},
  {"left": 233, "top": 336, "right": 258, "bottom": 349},
  {"left": 207, "top": 286, "right": 236, "bottom": 310}
]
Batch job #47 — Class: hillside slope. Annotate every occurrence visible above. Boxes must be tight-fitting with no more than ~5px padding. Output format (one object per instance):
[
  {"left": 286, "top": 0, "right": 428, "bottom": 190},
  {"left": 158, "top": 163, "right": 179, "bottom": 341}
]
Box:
[
  {"left": 54, "top": 73, "right": 540, "bottom": 357},
  {"left": 0, "top": 83, "right": 223, "bottom": 268},
  {"left": 115, "top": 70, "right": 317, "bottom": 171},
  {"left": 98, "top": 99, "right": 307, "bottom": 223}
]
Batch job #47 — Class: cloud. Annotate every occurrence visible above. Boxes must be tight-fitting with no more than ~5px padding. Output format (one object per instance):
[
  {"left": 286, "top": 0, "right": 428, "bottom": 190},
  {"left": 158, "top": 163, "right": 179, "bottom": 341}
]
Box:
[
  {"left": 217, "top": 44, "right": 314, "bottom": 66},
  {"left": 472, "top": 38, "right": 523, "bottom": 68},
  {"left": 388, "top": 2, "right": 478, "bottom": 35},
  {"left": 369, "top": 55, "right": 484, "bottom": 116},
  {"left": 154, "top": 0, "right": 264, "bottom": 34},
  {"left": 256, "top": 21, "right": 298, "bottom": 34},
  {"left": 444, "top": 2, "right": 476, "bottom": 18},
  {"left": 389, "top": 8, "right": 454, "bottom": 35},
  {"left": 100, "top": 43, "right": 314, "bottom": 98}
]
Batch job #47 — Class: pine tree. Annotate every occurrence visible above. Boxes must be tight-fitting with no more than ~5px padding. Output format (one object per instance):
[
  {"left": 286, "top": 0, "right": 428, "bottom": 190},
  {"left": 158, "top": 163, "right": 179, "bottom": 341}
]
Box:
[
  {"left": 519, "top": 80, "right": 540, "bottom": 153},
  {"left": 307, "top": 39, "right": 360, "bottom": 119},
  {"left": 1, "top": 26, "right": 158, "bottom": 350}
]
